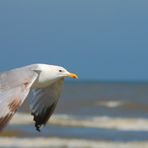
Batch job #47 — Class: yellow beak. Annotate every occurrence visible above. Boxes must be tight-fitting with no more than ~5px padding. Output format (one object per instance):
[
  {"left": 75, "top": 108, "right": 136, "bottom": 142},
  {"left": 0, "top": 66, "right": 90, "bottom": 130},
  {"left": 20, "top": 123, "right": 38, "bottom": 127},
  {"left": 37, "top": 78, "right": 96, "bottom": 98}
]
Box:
[{"left": 67, "top": 73, "right": 78, "bottom": 79}]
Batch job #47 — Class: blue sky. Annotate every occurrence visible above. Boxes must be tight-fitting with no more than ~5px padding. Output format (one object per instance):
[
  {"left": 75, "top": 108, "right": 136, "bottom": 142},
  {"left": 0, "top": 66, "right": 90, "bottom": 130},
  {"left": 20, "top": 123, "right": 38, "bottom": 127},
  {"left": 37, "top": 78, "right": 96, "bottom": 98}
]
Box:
[{"left": 0, "top": 1, "right": 148, "bottom": 81}]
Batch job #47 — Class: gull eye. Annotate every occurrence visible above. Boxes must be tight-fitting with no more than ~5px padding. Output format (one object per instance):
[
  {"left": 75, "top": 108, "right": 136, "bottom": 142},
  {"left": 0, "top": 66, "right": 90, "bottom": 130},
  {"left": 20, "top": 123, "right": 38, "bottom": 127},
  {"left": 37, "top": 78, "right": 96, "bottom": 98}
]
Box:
[{"left": 59, "top": 70, "right": 63, "bottom": 72}]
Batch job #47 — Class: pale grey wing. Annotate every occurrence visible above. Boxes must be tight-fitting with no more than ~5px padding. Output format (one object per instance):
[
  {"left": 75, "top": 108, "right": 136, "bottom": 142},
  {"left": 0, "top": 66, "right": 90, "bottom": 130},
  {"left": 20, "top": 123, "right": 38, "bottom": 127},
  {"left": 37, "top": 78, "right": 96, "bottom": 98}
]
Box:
[
  {"left": 29, "top": 79, "right": 64, "bottom": 132},
  {"left": 0, "top": 64, "right": 39, "bottom": 91},
  {"left": 0, "top": 71, "right": 38, "bottom": 130}
]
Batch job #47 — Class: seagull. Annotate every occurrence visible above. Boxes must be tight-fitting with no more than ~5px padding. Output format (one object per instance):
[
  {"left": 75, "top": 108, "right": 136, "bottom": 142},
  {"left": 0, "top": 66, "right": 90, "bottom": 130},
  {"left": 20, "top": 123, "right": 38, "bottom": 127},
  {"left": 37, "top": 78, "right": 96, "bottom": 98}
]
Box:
[{"left": 0, "top": 64, "right": 78, "bottom": 132}]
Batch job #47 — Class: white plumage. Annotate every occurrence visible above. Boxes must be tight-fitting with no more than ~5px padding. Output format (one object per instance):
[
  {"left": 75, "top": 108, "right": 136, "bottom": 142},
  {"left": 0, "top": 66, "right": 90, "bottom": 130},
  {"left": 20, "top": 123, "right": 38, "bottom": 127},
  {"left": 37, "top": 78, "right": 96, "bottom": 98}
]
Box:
[{"left": 0, "top": 64, "right": 78, "bottom": 131}]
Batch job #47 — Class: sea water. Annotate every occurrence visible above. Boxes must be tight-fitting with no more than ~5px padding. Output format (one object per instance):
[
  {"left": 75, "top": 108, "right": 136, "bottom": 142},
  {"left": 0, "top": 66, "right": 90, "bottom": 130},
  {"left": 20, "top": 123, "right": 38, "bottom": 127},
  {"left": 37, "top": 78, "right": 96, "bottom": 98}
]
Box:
[{"left": 2, "top": 81, "right": 148, "bottom": 143}]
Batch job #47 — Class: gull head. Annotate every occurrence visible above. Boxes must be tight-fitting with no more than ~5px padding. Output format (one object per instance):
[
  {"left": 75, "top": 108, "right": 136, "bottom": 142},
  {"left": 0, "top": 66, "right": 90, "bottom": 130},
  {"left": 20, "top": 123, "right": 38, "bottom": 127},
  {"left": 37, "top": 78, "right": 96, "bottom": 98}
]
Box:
[
  {"left": 46, "top": 65, "right": 78, "bottom": 79},
  {"left": 35, "top": 64, "right": 78, "bottom": 87}
]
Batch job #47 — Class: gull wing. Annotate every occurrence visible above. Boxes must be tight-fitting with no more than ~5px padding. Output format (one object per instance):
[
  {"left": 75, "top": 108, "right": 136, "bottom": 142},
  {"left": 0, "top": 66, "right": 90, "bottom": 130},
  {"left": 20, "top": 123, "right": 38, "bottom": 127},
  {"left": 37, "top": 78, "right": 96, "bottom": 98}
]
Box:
[
  {"left": 0, "top": 69, "right": 38, "bottom": 130},
  {"left": 29, "top": 79, "right": 64, "bottom": 132},
  {"left": 0, "top": 65, "right": 38, "bottom": 91}
]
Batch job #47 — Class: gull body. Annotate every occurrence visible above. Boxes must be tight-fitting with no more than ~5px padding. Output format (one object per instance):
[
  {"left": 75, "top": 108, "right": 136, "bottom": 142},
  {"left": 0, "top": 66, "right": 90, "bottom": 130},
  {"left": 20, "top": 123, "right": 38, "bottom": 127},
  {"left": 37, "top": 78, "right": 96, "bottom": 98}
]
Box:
[{"left": 0, "top": 64, "right": 78, "bottom": 131}]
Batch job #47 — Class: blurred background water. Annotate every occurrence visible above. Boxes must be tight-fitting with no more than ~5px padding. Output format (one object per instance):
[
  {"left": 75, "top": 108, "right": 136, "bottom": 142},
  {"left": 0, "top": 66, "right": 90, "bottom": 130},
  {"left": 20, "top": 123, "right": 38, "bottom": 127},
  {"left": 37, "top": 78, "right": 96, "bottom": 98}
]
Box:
[{"left": 1, "top": 81, "right": 148, "bottom": 144}]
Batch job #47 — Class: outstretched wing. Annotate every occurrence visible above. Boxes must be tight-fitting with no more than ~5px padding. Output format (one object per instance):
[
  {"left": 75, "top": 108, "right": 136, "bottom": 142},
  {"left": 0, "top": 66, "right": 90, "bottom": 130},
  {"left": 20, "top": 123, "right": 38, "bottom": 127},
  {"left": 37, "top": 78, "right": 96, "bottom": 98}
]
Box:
[
  {"left": 0, "top": 69, "right": 38, "bottom": 130},
  {"left": 29, "top": 79, "right": 64, "bottom": 132}
]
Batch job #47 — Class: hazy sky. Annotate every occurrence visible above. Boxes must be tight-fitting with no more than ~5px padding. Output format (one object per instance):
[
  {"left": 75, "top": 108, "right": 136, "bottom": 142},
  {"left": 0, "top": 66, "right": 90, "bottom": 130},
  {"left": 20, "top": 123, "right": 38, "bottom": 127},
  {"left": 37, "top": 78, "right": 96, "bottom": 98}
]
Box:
[{"left": 0, "top": 1, "right": 148, "bottom": 81}]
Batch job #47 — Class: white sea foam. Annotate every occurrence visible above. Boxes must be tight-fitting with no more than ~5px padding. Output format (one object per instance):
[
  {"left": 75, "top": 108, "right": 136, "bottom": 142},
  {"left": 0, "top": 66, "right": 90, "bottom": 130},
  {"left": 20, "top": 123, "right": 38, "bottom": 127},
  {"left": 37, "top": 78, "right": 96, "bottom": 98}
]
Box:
[
  {"left": 0, "top": 137, "right": 148, "bottom": 148},
  {"left": 1, "top": 113, "right": 148, "bottom": 148},
  {"left": 9, "top": 113, "right": 148, "bottom": 131},
  {"left": 95, "top": 100, "right": 124, "bottom": 108}
]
